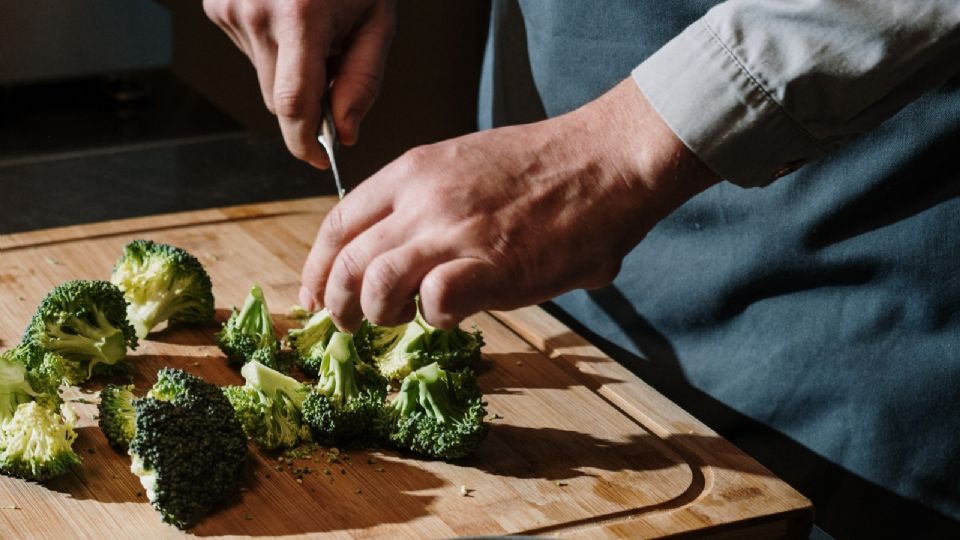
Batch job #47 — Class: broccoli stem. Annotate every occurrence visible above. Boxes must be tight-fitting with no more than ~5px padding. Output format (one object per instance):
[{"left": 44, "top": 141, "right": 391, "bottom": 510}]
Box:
[
  {"left": 316, "top": 333, "right": 360, "bottom": 404},
  {"left": 240, "top": 361, "right": 306, "bottom": 409},
  {"left": 44, "top": 311, "right": 127, "bottom": 370}
]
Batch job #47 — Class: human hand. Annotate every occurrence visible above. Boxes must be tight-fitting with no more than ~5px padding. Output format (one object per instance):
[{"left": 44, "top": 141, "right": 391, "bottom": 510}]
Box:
[
  {"left": 299, "top": 79, "right": 721, "bottom": 331},
  {"left": 203, "top": 0, "right": 396, "bottom": 168}
]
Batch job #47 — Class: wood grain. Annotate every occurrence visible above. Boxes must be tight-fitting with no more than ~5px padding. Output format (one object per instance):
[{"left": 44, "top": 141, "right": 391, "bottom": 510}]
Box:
[{"left": 0, "top": 197, "right": 812, "bottom": 539}]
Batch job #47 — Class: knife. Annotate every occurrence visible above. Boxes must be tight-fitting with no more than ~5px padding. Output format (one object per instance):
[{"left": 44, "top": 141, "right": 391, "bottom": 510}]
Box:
[{"left": 317, "top": 93, "right": 345, "bottom": 200}]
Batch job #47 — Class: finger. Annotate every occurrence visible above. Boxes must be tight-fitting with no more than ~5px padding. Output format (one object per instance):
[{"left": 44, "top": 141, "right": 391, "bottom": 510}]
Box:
[
  {"left": 273, "top": 16, "right": 331, "bottom": 169},
  {"left": 300, "top": 182, "right": 395, "bottom": 311},
  {"left": 419, "top": 258, "right": 506, "bottom": 329},
  {"left": 329, "top": 2, "right": 396, "bottom": 146},
  {"left": 361, "top": 243, "right": 453, "bottom": 327},
  {"left": 323, "top": 220, "right": 444, "bottom": 332},
  {"left": 250, "top": 36, "right": 278, "bottom": 113}
]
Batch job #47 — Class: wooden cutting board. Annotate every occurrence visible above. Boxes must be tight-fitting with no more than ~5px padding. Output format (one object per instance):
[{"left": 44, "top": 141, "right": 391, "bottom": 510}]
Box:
[{"left": 0, "top": 197, "right": 812, "bottom": 539}]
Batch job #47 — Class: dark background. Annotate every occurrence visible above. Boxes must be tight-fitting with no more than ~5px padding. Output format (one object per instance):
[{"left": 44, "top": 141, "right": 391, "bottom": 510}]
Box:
[{"left": 0, "top": 1, "right": 491, "bottom": 233}]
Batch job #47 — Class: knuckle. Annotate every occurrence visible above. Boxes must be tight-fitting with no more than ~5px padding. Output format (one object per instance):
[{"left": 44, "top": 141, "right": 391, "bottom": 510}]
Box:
[
  {"left": 238, "top": 1, "right": 268, "bottom": 30},
  {"left": 364, "top": 257, "right": 401, "bottom": 305},
  {"left": 349, "top": 71, "right": 382, "bottom": 105},
  {"left": 274, "top": 86, "right": 309, "bottom": 119},
  {"left": 397, "top": 146, "right": 432, "bottom": 176},
  {"left": 332, "top": 248, "right": 365, "bottom": 289},
  {"left": 319, "top": 206, "right": 347, "bottom": 248}
]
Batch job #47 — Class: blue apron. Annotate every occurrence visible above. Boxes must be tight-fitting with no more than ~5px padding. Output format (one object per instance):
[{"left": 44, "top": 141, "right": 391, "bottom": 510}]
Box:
[{"left": 479, "top": 2, "right": 960, "bottom": 538}]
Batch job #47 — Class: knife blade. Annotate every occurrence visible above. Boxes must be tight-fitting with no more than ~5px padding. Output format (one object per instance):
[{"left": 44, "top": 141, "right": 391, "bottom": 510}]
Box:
[{"left": 317, "top": 93, "right": 345, "bottom": 200}]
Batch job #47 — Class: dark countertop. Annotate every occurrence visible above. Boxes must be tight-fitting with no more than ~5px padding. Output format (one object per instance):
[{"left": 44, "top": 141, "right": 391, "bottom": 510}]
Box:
[{"left": 0, "top": 134, "right": 339, "bottom": 234}]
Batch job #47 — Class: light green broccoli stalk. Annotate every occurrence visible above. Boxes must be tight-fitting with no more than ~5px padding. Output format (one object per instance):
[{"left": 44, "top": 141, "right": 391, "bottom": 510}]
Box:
[
  {"left": 285, "top": 308, "right": 338, "bottom": 377},
  {"left": 301, "top": 332, "right": 387, "bottom": 447},
  {"left": 222, "top": 360, "right": 312, "bottom": 450},
  {"left": 216, "top": 285, "right": 288, "bottom": 372},
  {"left": 359, "top": 309, "right": 483, "bottom": 381}
]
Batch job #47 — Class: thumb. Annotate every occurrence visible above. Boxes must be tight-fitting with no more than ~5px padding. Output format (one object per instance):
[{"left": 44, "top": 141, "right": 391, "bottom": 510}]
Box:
[{"left": 330, "top": 2, "right": 396, "bottom": 146}]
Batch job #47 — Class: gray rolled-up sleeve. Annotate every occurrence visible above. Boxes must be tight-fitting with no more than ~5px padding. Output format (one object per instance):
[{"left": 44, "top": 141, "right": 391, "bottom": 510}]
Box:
[{"left": 632, "top": 0, "right": 960, "bottom": 187}]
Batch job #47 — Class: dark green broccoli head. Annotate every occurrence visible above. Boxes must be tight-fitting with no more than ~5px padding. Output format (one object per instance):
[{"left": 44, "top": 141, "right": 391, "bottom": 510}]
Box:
[
  {"left": 302, "top": 332, "right": 387, "bottom": 447},
  {"left": 382, "top": 363, "right": 487, "bottom": 460},
  {"left": 223, "top": 361, "right": 311, "bottom": 450},
  {"left": 363, "top": 311, "right": 483, "bottom": 381},
  {"left": 98, "top": 384, "right": 137, "bottom": 451},
  {"left": 216, "top": 285, "right": 282, "bottom": 370},
  {"left": 129, "top": 368, "right": 247, "bottom": 529},
  {"left": 22, "top": 280, "right": 137, "bottom": 383},
  {"left": 0, "top": 344, "right": 65, "bottom": 420},
  {"left": 285, "top": 308, "right": 338, "bottom": 377},
  {"left": 0, "top": 401, "right": 80, "bottom": 481},
  {"left": 111, "top": 239, "right": 215, "bottom": 339}
]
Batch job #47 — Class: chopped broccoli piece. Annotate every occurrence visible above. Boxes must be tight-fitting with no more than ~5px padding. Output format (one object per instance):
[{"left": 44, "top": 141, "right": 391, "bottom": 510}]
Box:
[
  {"left": 0, "top": 401, "right": 80, "bottom": 481},
  {"left": 128, "top": 368, "right": 247, "bottom": 529},
  {"left": 98, "top": 384, "right": 137, "bottom": 450},
  {"left": 301, "top": 332, "right": 387, "bottom": 447},
  {"left": 216, "top": 285, "right": 284, "bottom": 371},
  {"left": 111, "top": 239, "right": 215, "bottom": 339},
  {"left": 359, "top": 311, "right": 483, "bottom": 381},
  {"left": 222, "top": 360, "right": 311, "bottom": 450},
  {"left": 22, "top": 280, "right": 138, "bottom": 383},
  {"left": 381, "top": 362, "right": 487, "bottom": 460},
  {"left": 0, "top": 351, "right": 41, "bottom": 423},
  {"left": 285, "top": 308, "right": 338, "bottom": 377},
  {"left": 1, "top": 344, "right": 67, "bottom": 403}
]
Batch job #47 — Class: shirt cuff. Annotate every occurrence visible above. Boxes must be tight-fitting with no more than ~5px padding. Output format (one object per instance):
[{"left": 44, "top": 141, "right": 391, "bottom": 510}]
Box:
[{"left": 632, "top": 18, "right": 827, "bottom": 187}]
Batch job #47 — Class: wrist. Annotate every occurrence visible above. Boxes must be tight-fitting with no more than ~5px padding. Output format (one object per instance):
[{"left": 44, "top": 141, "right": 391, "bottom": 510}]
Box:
[{"left": 565, "top": 78, "right": 721, "bottom": 228}]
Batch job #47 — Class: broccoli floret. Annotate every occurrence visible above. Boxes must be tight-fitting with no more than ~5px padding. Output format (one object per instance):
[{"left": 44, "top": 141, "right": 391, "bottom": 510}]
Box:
[
  {"left": 222, "top": 360, "right": 311, "bottom": 450},
  {"left": 98, "top": 384, "right": 137, "bottom": 451},
  {"left": 362, "top": 311, "right": 483, "bottom": 381},
  {"left": 381, "top": 362, "right": 487, "bottom": 460},
  {"left": 128, "top": 368, "right": 247, "bottom": 529},
  {"left": 1, "top": 344, "right": 67, "bottom": 402},
  {"left": 285, "top": 308, "right": 338, "bottom": 377},
  {"left": 0, "top": 351, "right": 41, "bottom": 423},
  {"left": 301, "top": 332, "right": 387, "bottom": 447},
  {"left": 216, "top": 285, "right": 284, "bottom": 371},
  {"left": 111, "top": 239, "right": 215, "bottom": 339},
  {"left": 22, "top": 280, "right": 138, "bottom": 383},
  {"left": 0, "top": 401, "right": 80, "bottom": 481}
]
